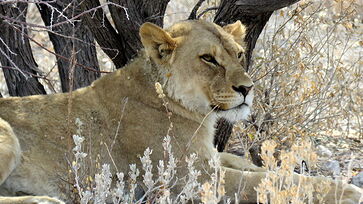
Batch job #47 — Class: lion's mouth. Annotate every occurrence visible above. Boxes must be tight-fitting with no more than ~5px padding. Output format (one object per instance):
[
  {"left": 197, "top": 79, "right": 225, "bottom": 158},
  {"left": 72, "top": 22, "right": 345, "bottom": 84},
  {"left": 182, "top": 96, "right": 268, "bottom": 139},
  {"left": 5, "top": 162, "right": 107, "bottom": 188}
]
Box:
[{"left": 210, "top": 102, "right": 249, "bottom": 112}]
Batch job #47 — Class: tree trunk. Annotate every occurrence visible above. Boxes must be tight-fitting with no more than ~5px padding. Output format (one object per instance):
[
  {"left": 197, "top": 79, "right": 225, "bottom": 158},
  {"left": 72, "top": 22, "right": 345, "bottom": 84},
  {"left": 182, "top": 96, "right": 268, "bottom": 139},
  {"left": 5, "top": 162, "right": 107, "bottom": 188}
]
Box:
[
  {"left": 0, "top": 3, "right": 46, "bottom": 96},
  {"left": 37, "top": 1, "right": 100, "bottom": 92},
  {"left": 81, "top": 0, "right": 128, "bottom": 68},
  {"left": 234, "top": 0, "right": 300, "bottom": 13},
  {"left": 107, "top": 0, "right": 170, "bottom": 59},
  {"left": 82, "top": 0, "right": 170, "bottom": 66}
]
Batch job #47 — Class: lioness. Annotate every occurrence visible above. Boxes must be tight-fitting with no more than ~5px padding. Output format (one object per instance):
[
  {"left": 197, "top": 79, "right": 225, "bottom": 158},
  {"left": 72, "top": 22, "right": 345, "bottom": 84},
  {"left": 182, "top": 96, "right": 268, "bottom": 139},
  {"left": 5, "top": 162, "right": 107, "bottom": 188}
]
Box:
[{"left": 0, "top": 20, "right": 362, "bottom": 204}]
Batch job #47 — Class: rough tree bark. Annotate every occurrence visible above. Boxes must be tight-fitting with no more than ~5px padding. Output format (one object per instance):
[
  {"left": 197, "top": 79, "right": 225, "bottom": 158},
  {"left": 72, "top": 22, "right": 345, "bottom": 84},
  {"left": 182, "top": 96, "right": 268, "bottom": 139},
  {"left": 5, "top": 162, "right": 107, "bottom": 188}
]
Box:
[
  {"left": 107, "top": 0, "right": 170, "bottom": 59},
  {"left": 0, "top": 3, "right": 46, "bottom": 96},
  {"left": 81, "top": 1, "right": 128, "bottom": 68},
  {"left": 82, "top": 0, "right": 170, "bottom": 67},
  {"left": 38, "top": 1, "right": 100, "bottom": 92}
]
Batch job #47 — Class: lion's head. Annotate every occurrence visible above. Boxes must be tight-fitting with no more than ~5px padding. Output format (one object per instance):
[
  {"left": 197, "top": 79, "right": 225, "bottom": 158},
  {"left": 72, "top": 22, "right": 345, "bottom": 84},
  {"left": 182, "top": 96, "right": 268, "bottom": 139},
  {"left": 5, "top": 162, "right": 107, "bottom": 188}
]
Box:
[{"left": 140, "top": 20, "right": 253, "bottom": 122}]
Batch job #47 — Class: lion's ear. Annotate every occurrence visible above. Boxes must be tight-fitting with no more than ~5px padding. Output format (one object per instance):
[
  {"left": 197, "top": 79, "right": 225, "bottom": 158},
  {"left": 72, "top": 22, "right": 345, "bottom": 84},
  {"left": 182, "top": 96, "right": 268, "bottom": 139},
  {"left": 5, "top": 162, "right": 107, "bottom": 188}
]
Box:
[
  {"left": 140, "top": 22, "right": 176, "bottom": 64},
  {"left": 223, "top": 20, "right": 246, "bottom": 45}
]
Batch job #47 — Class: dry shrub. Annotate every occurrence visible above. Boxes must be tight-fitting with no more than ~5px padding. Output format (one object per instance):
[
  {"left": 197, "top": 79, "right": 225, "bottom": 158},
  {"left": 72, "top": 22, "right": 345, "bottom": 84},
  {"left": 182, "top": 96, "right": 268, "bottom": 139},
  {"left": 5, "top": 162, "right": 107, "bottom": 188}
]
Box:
[
  {"left": 230, "top": 0, "right": 362, "bottom": 158},
  {"left": 255, "top": 139, "right": 331, "bottom": 204}
]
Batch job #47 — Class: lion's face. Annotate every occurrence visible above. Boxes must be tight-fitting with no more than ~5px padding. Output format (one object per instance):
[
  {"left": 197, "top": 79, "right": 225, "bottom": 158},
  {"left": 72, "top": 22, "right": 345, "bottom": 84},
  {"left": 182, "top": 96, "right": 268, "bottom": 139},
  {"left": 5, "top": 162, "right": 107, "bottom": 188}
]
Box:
[{"left": 140, "top": 20, "right": 253, "bottom": 122}]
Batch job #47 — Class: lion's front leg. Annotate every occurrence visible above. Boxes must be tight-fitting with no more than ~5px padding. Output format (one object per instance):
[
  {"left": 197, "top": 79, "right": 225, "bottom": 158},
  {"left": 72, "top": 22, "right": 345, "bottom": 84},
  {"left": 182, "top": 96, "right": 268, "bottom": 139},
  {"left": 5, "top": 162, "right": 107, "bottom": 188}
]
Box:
[
  {"left": 0, "top": 195, "right": 65, "bottom": 204},
  {"left": 310, "top": 176, "right": 363, "bottom": 204},
  {"left": 222, "top": 167, "right": 263, "bottom": 203},
  {"left": 219, "top": 152, "right": 265, "bottom": 172},
  {"left": 222, "top": 167, "right": 363, "bottom": 204}
]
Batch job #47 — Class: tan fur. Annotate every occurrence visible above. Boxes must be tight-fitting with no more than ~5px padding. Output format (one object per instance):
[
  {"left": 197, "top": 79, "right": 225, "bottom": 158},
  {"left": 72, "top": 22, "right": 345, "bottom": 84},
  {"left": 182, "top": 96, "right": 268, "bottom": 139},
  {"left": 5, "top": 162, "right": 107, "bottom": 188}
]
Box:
[
  {"left": 0, "top": 119, "right": 20, "bottom": 185},
  {"left": 0, "top": 196, "right": 64, "bottom": 204},
  {"left": 0, "top": 20, "right": 361, "bottom": 203}
]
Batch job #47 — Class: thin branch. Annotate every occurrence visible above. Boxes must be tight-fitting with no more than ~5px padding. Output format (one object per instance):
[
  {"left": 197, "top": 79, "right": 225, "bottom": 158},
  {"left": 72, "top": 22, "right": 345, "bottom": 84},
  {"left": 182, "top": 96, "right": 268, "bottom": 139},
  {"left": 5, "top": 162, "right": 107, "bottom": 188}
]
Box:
[
  {"left": 188, "top": 0, "right": 206, "bottom": 20},
  {"left": 49, "top": 2, "right": 129, "bottom": 28},
  {"left": 0, "top": 64, "right": 57, "bottom": 93},
  {"left": 0, "top": 36, "right": 17, "bottom": 55},
  {"left": 0, "top": 45, "right": 28, "bottom": 78},
  {"left": 197, "top": 6, "right": 219, "bottom": 19},
  {"left": 0, "top": 0, "right": 56, "bottom": 5},
  {"left": 81, "top": 0, "right": 127, "bottom": 68},
  {"left": 0, "top": 65, "right": 45, "bottom": 79},
  {"left": 0, "top": 2, "right": 127, "bottom": 30},
  {"left": 24, "top": 26, "right": 120, "bottom": 60},
  {"left": 235, "top": 0, "right": 300, "bottom": 14},
  {"left": 9, "top": 24, "right": 111, "bottom": 74}
]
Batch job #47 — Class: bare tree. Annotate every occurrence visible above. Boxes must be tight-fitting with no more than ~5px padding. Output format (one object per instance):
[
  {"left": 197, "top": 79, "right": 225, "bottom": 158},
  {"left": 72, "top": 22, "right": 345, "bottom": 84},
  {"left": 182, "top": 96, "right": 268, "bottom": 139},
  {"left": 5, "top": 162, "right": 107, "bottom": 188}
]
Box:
[
  {"left": 81, "top": 0, "right": 170, "bottom": 66},
  {"left": 0, "top": 0, "right": 300, "bottom": 161},
  {"left": 37, "top": 0, "right": 100, "bottom": 92},
  {"left": 0, "top": 3, "right": 46, "bottom": 96}
]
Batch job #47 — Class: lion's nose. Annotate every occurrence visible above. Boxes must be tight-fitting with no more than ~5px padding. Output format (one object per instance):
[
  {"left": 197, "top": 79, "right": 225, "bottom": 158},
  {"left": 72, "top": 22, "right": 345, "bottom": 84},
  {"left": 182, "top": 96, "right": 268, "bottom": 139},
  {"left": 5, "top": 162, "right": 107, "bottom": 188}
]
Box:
[{"left": 232, "top": 85, "right": 253, "bottom": 97}]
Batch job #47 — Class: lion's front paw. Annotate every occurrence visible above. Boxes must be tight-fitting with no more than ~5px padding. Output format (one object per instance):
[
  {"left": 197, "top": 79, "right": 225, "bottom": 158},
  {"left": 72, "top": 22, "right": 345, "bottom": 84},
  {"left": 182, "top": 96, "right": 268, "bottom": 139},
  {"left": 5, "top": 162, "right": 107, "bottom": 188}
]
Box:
[
  {"left": 341, "top": 184, "right": 363, "bottom": 204},
  {"left": 219, "top": 152, "right": 266, "bottom": 172},
  {"left": 30, "top": 196, "right": 65, "bottom": 204}
]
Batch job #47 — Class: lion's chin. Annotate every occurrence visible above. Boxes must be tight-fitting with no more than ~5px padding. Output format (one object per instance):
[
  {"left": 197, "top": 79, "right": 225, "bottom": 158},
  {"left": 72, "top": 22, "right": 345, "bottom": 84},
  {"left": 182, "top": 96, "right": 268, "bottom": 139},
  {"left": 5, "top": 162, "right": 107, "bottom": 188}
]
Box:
[{"left": 214, "top": 103, "right": 251, "bottom": 123}]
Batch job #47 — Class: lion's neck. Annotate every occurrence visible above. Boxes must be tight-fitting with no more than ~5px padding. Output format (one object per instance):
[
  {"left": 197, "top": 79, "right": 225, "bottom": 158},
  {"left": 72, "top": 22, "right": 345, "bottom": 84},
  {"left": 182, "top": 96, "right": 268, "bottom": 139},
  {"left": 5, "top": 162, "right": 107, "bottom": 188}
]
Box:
[{"left": 139, "top": 53, "right": 217, "bottom": 125}]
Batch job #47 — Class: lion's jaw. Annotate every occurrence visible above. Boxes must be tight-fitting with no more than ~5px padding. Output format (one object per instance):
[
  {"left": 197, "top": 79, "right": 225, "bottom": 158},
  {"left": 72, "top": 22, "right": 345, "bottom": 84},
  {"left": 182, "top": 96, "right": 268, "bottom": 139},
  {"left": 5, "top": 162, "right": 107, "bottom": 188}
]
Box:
[{"left": 213, "top": 89, "right": 253, "bottom": 122}]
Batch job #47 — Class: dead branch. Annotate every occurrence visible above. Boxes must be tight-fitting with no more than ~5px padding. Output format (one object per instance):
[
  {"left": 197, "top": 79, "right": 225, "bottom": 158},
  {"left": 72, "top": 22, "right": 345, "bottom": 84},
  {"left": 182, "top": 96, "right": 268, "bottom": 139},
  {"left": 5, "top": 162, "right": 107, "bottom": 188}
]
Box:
[
  {"left": 9, "top": 24, "right": 110, "bottom": 74},
  {"left": 235, "top": 0, "right": 300, "bottom": 14},
  {"left": 81, "top": 0, "right": 128, "bottom": 68},
  {"left": 188, "top": 0, "right": 206, "bottom": 20}
]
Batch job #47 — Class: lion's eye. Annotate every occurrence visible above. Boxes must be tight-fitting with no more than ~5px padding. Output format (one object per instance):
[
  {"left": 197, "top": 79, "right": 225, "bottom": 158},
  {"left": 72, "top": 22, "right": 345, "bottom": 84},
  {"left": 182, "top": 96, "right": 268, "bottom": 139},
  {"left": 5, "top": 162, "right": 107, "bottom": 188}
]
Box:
[
  {"left": 237, "top": 52, "right": 243, "bottom": 59},
  {"left": 200, "top": 54, "right": 219, "bottom": 66}
]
